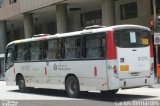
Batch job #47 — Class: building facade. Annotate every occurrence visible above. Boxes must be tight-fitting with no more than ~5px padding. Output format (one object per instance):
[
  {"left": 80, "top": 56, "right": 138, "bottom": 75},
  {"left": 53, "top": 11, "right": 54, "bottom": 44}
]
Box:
[{"left": 0, "top": 0, "right": 159, "bottom": 79}]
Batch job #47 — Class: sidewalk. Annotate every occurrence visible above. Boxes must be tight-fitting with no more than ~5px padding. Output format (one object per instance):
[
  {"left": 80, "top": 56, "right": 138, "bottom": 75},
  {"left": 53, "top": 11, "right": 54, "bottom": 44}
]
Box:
[{"left": 150, "top": 77, "right": 160, "bottom": 88}]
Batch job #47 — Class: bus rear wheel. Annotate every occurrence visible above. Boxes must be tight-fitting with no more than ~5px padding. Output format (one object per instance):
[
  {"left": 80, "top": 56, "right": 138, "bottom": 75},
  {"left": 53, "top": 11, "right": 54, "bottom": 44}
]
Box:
[
  {"left": 65, "top": 76, "right": 80, "bottom": 98},
  {"left": 17, "top": 76, "right": 26, "bottom": 92}
]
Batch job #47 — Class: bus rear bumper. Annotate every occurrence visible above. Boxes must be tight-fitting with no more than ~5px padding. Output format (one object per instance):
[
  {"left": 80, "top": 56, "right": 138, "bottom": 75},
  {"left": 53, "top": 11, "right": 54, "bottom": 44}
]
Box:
[{"left": 119, "top": 76, "right": 154, "bottom": 89}]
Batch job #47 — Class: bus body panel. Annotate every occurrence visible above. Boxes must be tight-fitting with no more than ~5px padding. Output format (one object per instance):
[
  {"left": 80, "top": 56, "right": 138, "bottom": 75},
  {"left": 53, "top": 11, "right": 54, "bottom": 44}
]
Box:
[
  {"left": 6, "top": 67, "right": 16, "bottom": 86},
  {"left": 6, "top": 60, "right": 109, "bottom": 91},
  {"left": 117, "top": 47, "right": 150, "bottom": 79},
  {"left": 44, "top": 60, "right": 108, "bottom": 91},
  {"left": 119, "top": 77, "right": 154, "bottom": 88},
  {"left": 5, "top": 25, "right": 155, "bottom": 94},
  {"left": 106, "top": 60, "right": 120, "bottom": 90}
]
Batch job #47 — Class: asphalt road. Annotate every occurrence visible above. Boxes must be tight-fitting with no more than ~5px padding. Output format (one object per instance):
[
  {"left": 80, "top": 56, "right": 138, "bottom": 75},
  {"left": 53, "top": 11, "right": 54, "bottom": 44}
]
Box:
[{"left": 0, "top": 81, "right": 160, "bottom": 106}]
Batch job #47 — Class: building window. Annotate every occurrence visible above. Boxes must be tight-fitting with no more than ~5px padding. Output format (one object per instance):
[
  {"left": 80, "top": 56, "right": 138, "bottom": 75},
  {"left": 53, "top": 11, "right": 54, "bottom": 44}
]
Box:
[
  {"left": 0, "top": 0, "right": 4, "bottom": 8},
  {"left": 48, "top": 22, "right": 57, "bottom": 34},
  {"left": 151, "top": 0, "right": 160, "bottom": 14},
  {"left": 80, "top": 10, "right": 102, "bottom": 27},
  {"left": 14, "top": 29, "right": 20, "bottom": 40},
  {"left": 34, "top": 24, "right": 42, "bottom": 34},
  {"left": 120, "top": 2, "right": 138, "bottom": 20},
  {"left": 9, "top": 0, "right": 17, "bottom": 4}
]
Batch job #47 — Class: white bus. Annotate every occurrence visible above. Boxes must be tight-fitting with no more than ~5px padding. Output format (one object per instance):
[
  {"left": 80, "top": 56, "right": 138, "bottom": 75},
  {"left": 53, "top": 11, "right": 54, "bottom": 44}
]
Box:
[{"left": 5, "top": 25, "right": 154, "bottom": 98}]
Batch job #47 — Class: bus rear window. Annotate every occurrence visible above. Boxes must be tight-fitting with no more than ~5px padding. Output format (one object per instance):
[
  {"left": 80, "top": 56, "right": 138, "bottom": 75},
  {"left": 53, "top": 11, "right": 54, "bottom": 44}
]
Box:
[{"left": 114, "top": 29, "right": 150, "bottom": 48}]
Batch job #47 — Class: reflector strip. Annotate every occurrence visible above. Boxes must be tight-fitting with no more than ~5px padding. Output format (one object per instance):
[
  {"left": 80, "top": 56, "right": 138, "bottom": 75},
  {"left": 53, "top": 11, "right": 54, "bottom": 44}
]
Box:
[
  {"left": 45, "top": 67, "right": 48, "bottom": 75},
  {"left": 94, "top": 67, "right": 97, "bottom": 77}
]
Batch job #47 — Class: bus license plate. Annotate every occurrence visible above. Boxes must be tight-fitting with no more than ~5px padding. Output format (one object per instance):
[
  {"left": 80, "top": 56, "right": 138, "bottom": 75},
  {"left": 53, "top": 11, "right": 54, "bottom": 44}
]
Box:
[
  {"left": 120, "top": 65, "right": 129, "bottom": 71},
  {"left": 130, "top": 72, "right": 139, "bottom": 76}
]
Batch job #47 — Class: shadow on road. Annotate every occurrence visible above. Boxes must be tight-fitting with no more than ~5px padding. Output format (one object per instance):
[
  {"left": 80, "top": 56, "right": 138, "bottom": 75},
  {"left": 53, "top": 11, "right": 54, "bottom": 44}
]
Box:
[
  {"left": 9, "top": 89, "right": 157, "bottom": 102},
  {"left": 79, "top": 92, "right": 157, "bottom": 102}
]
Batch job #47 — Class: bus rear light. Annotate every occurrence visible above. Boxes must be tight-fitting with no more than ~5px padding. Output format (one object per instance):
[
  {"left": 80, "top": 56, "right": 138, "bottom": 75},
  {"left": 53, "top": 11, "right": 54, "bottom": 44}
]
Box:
[{"left": 113, "top": 65, "right": 117, "bottom": 74}]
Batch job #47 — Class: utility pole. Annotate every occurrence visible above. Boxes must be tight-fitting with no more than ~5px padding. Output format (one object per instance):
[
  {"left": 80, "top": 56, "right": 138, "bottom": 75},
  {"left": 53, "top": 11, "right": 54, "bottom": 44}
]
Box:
[
  {"left": 152, "top": 0, "right": 158, "bottom": 64},
  {"left": 153, "top": 0, "right": 160, "bottom": 82},
  {"left": 153, "top": 0, "right": 157, "bottom": 30}
]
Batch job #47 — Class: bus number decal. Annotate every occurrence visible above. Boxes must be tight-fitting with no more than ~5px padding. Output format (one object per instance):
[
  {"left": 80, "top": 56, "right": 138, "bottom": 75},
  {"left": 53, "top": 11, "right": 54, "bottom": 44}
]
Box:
[{"left": 138, "top": 56, "right": 148, "bottom": 61}]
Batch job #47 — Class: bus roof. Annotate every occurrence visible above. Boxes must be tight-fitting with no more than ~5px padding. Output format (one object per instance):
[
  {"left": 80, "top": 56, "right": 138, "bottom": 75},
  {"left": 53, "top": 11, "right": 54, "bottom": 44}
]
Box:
[{"left": 7, "top": 24, "right": 150, "bottom": 47}]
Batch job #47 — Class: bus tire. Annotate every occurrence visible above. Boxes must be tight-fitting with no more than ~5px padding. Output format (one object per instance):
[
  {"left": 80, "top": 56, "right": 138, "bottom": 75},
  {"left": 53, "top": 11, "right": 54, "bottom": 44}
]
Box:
[
  {"left": 101, "top": 89, "right": 118, "bottom": 96},
  {"left": 65, "top": 76, "right": 80, "bottom": 98},
  {"left": 17, "top": 76, "right": 26, "bottom": 92}
]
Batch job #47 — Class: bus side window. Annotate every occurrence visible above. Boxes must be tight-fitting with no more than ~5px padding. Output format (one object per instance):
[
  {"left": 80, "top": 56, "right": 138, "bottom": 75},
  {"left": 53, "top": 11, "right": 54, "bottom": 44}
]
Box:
[
  {"left": 30, "top": 41, "right": 42, "bottom": 61},
  {"left": 99, "top": 35, "right": 105, "bottom": 57},
  {"left": 24, "top": 44, "right": 28, "bottom": 60},
  {"left": 46, "top": 39, "right": 60, "bottom": 60},
  {"left": 43, "top": 41, "right": 48, "bottom": 59},
  {"left": 55, "top": 40, "right": 61, "bottom": 59},
  {"left": 61, "top": 39, "right": 65, "bottom": 59},
  {"left": 76, "top": 38, "right": 81, "bottom": 58},
  {"left": 15, "top": 44, "right": 28, "bottom": 61},
  {"left": 62, "top": 37, "right": 81, "bottom": 59},
  {"left": 14, "top": 45, "right": 17, "bottom": 61},
  {"left": 84, "top": 35, "right": 99, "bottom": 58},
  {"left": 5, "top": 45, "right": 14, "bottom": 69},
  {"left": 83, "top": 33, "right": 105, "bottom": 59}
]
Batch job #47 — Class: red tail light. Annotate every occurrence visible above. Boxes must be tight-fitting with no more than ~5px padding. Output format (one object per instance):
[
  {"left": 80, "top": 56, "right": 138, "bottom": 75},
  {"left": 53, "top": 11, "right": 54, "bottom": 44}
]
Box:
[{"left": 113, "top": 65, "right": 117, "bottom": 74}]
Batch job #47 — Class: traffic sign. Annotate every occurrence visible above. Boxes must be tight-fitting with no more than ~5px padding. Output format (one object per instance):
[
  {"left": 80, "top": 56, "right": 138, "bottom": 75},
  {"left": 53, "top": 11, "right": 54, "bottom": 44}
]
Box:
[{"left": 154, "top": 33, "right": 160, "bottom": 45}]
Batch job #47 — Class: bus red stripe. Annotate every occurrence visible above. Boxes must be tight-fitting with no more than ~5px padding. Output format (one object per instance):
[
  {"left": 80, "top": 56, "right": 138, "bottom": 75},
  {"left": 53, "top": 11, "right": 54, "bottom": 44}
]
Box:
[{"left": 107, "top": 31, "right": 117, "bottom": 60}]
